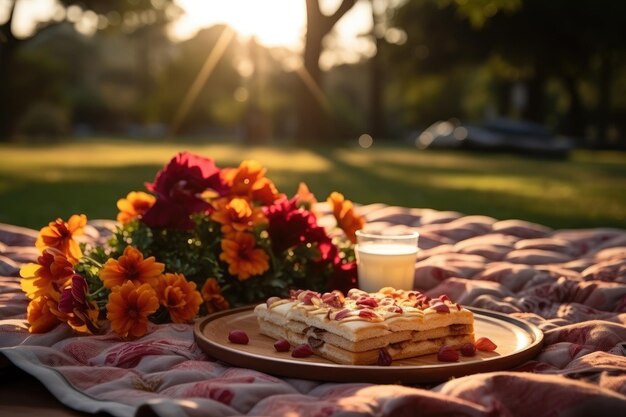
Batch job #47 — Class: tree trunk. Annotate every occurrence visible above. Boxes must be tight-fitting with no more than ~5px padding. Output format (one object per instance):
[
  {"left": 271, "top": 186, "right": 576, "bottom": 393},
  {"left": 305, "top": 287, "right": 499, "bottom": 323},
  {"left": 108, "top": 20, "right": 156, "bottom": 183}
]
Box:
[
  {"left": 562, "top": 76, "right": 585, "bottom": 145},
  {"left": 369, "top": 0, "right": 384, "bottom": 139},
  {"left": 495, "top": 80, "right": 512, "bottom": 118},
  {"left": 0, "top": 0, "right": 19, "bottom": 140},
  {"left": 522, "top": 60, "right": 546, "bottom": 124},
  {"left": 296, "top": 0, "right": 356, "bottom": 144},
  {"left": 297, "top": 22, "right": 326, "bottom": 143},
  {"left": 596, "top": 51, "right": 612, "bottom": 148}
]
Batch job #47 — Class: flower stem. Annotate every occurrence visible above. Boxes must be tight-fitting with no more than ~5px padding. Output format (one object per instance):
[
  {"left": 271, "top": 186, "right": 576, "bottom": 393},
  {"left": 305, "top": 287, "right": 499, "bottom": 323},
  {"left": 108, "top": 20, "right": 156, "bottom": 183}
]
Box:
[
  {"left": 83, "top": 256, "right": 104, "bottom": 268},
  {"left": 89, "top": 286, "right": 107, "bottom": 298}
]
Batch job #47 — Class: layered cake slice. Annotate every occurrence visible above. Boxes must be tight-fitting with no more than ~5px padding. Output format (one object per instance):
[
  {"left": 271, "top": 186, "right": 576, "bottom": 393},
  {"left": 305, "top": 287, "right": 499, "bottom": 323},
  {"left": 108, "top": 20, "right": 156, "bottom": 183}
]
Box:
[{"left": 254, "top": 287, "right": 474, "bottom": 365}]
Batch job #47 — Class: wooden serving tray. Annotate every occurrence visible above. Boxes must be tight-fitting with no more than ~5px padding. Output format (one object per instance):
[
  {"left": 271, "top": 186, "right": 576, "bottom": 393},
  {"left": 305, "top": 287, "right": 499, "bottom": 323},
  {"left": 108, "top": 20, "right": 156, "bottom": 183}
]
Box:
[{"left": 194, "top": 306, "right": 543, "bottom": 384}]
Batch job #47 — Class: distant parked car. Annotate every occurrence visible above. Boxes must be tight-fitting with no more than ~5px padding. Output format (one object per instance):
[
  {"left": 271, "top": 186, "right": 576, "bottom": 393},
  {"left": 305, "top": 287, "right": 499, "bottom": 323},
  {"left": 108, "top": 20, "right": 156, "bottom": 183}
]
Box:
[{"left": 414, "top": 118, "right": 574, "bottom": 158}]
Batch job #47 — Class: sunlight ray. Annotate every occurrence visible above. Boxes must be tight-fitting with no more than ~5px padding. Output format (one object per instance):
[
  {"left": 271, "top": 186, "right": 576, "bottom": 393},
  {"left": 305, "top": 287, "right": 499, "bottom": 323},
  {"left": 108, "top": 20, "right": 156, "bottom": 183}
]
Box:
[
  {"left": 294, "top": 64, "right": 328, "bottom": 110},
  {"left": 169, "top": 25, "right": 236, "bottom": 136}
]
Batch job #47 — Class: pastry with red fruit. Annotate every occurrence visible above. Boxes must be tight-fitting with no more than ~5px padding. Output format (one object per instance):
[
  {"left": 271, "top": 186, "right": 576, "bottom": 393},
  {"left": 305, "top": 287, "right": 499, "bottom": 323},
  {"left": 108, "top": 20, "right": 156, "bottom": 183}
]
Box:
[{"left": 254, "top": 287, "right": 474, "bottom": 365}]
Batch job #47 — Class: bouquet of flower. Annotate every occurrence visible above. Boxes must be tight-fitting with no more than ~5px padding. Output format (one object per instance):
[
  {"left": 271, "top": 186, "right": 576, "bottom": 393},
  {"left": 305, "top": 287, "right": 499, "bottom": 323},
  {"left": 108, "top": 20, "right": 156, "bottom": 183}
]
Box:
[{"left": 19, "top": 151, "right": 365, "bottom": 338}]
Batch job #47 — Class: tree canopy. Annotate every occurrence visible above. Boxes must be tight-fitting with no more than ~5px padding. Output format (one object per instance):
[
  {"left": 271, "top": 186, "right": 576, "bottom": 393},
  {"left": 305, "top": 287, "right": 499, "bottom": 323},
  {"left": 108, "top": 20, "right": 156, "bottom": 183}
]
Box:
[{"left": 1, "top": 0, "right": 625, "bottom": 147}]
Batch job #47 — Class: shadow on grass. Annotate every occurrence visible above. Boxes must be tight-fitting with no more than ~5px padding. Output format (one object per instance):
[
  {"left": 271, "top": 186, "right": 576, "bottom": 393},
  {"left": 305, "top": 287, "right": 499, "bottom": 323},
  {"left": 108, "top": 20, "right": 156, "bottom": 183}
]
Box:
[
  {"left": 298, "top": 148, "right": 626, "bottom": 230},
  {"left": 0, "top": 164, "right": 164, "bottom": 228}
]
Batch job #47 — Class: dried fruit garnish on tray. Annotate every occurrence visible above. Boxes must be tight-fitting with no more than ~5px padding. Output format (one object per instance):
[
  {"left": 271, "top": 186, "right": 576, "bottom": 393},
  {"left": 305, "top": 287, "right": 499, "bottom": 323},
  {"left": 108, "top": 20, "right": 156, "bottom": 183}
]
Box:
[
  {"left": 475, "top": 337, "right": 498, "bottom": 352},
  {"left": 228, "top": 330, "right": 249, "bottom": 344}
]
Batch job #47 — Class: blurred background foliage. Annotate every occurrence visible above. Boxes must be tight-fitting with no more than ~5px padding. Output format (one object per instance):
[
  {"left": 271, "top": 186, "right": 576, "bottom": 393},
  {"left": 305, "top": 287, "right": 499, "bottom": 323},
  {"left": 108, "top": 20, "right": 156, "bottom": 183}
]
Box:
[
  {"left": 0, "top": 0, "right": 625, "bottom": 147},
  {"left": 1, "top": 0, "right": 625, "bottom": 230}
]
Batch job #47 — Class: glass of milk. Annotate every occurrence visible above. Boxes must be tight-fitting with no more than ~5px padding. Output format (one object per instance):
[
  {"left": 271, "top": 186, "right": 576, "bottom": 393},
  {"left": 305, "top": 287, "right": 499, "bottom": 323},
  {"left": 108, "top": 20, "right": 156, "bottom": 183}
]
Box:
[{"left": 355, "top": 230, "right": 419, "bottom": 292}]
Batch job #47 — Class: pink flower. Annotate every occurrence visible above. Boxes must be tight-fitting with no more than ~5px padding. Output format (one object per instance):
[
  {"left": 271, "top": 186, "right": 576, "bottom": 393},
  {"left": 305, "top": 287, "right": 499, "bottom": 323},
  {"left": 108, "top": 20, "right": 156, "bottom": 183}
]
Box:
[{"left": 142, "top": 152, "right": 228, "bottom": 229}]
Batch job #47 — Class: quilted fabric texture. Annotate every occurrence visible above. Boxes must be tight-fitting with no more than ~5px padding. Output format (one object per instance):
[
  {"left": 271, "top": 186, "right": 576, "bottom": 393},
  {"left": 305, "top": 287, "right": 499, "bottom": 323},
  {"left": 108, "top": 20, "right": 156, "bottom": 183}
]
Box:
[{"left": 1, "top": 204, "right": 625, "bottom": 417}]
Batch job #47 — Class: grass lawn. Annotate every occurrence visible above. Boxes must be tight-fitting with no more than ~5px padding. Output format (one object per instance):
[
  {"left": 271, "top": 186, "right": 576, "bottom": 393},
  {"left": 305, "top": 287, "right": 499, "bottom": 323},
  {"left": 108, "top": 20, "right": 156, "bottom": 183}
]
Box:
[{"left": 1, "top": 138, "right": 625, "bottom": 230}]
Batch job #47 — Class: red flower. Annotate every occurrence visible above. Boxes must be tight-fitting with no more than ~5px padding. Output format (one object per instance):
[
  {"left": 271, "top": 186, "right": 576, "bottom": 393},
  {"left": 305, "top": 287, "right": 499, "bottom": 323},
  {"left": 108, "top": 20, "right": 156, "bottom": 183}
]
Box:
[
  {"left": 142, "top": 152, "right": 228, "bottom": 229},
  {"left": 141, "top": 199, "right": 195, "bottom": 230},
  {"left": 58, "top": 274, "right": 88, "bottom": 314},
  {"left": 327, "top": 261, "right": 358, "bottom": 295},
  {"left": 58, "top": 274, "right": 99, "bottom": 334},
  {"left": 264, "top": 198, "right": 330, "bottom": 255}
]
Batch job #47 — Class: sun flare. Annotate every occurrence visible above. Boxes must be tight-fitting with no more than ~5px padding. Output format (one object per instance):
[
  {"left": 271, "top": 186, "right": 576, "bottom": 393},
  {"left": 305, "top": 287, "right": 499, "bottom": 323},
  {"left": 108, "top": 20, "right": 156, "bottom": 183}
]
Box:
[
  {"left": 171, "top": 0, "right": 307, "bottom": 49},
  {"left": 7, "top": 0, "right": 374, "bottom": 66}
]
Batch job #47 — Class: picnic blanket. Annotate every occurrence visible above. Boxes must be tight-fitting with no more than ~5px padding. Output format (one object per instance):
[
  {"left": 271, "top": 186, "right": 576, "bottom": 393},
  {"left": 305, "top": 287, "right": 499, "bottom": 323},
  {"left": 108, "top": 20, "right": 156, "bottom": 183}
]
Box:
[{"left": 1, "top": 204, "right": 626, "bottom": 416}]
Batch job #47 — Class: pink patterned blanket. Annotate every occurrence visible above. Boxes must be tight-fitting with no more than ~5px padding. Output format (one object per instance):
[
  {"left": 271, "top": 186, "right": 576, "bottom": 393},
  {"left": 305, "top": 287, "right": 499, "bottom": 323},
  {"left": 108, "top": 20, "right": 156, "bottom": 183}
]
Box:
[{"left": 1, "top": 205, "right": 626, "bottom": 416}]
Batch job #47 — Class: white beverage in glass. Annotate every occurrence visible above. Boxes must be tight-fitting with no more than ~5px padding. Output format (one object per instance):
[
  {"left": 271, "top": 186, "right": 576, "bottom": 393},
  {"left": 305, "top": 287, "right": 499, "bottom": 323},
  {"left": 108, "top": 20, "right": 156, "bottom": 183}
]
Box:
[{"left": 355, "top": 231, "right": 419, "bottom": 292}]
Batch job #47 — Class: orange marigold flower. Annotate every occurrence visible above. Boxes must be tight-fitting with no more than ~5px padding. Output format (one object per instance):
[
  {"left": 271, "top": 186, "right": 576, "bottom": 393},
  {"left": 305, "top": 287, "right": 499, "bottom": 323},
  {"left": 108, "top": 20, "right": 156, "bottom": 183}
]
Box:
[
  {"left": 211, "top": 197, "right": 266, "bottom": 234},
  {"left": 100, "top": 246, "right": 164, "bottom": 289},
  {"left": 106, "top": 281, "right": 159, "bottom": 338},
  {"left": 27, "top": 295, "right": 61, "bottom": 333},
  {"left": 294, "top": 182, "right": 318, "bottom": 211},
  {"left": 328, "top": 192, "right": 365, "bottom": 243},
  {"left": 35, "top": 214, "right": 86, "bottom": 262},
  {"left": 222, "top": 160, "right": 283, "bottom": 205},
  {"left": 156, "top": 273, "right": 202, "bottom": 323},
  {"left": 201, "top": 278, "right": 230, "bottom": 314},
  {"left": 117, "top": 191, "right": 156, "bottom": 225},
  {"left": 250, "top": 177, "right": 283, "bottom": 206},
  {"left": 20, "top": 247, "right": 75, "bottom": 301},
  {"left": 219, "top": 231, "right": 270, "bottom": 281}
]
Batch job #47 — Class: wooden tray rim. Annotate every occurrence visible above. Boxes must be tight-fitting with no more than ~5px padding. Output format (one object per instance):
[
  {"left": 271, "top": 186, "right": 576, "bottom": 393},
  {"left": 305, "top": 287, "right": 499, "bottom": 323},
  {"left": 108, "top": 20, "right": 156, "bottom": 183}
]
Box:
[{"left": 193, "top": 305, "right": 544, "bottom": 384}]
